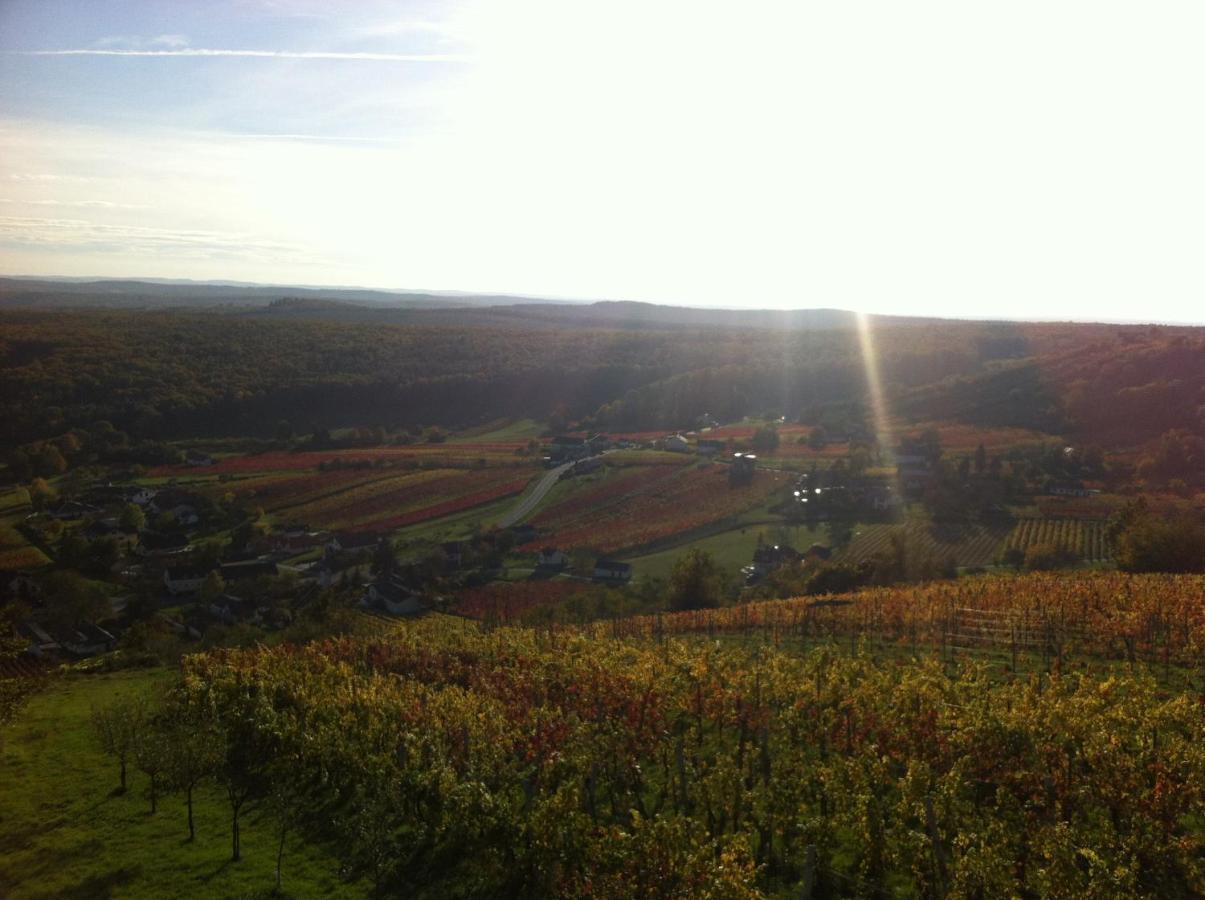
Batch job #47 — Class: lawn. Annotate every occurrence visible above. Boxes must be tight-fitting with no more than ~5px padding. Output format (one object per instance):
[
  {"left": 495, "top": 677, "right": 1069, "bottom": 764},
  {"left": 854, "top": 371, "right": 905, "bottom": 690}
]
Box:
[
  {"left": 0, "top": 669, "right": 365, "bottom": 899},
  {"left": 446, "top": 418, "right": 545, "bottom": 444},
  {"left": 623, "top": 522, "right": 830, "bottom": 582}
]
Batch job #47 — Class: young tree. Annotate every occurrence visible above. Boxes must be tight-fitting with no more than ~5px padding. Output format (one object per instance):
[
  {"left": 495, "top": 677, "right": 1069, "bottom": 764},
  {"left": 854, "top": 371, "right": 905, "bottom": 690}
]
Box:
[
  {"left": 119, "top": 503, "right": 145, "bottom": 532},
  {"left": 91, "top": 694, "right": 146, "bottom": 793},
  {"left": 28, "top": 477, "right": 57, "bottom": 511},
  {"left": 212, "top": 696, "right": 271, "bottom": 862},
  {"left": 667, "top": 549, "right": 727, "bottom": 611},
  {"left": 134, "top": 719, "right": 171, "bottom": 814},
  {"left": 750, "top": 425, "right": 780, "bottom": 453},
  {"left": 162, "top": 708, "right": 221, "bottom": 840}
]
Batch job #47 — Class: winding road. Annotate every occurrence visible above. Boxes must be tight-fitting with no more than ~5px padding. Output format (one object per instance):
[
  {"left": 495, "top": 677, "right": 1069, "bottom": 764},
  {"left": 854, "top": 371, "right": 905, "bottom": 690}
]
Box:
[{"left": 496, "top": 460, "right": 574, "bottom": 527}]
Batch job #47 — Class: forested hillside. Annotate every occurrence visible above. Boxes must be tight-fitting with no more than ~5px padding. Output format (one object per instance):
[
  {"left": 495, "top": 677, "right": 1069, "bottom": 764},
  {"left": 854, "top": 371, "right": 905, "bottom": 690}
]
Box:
[{"left": 1, "top": 307, "right": 1201, "bottom": 452}]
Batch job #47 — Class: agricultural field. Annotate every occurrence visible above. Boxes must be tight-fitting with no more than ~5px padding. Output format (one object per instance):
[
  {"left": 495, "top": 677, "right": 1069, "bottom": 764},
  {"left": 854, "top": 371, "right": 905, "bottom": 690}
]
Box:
[
  {"left": 161, "top": 576, "right": 1204, "bottom": 898},
  {"left": 1004, "top": 517, "right": 1113, "bottom": 561},
  {"left": 894, "top": 420, "right": 1059, "bottom": 455},
  {"left": 596, "top": 571, "right": 1205, "bottom": 673},
  {"left": 0, "top": 522, "right": 50, "bottom": 571},
  {"left": 149, "top": 444, "right": 536, "bottom": 478},
  {"left": 834, "top": 520, "right": 1014, "bottom": 569},
  {"left": 623, "top": 523, "right": 830, "bottom": 582},
  {"left": 452, "top": 579, "right": 594, "bottom": 622},
  {"left": 242, "top": 467, "right": 535, "bottom": 533},
  {"left": 0, "top": 488, "right": 32, "bottom": 514},
  {"left": 446, "top": 418, "right": 545, "bottom": 444},
  {"left": 1034, "top": 495, "right": 1122, "bottom": 519},
  {"left": 526, "top": 463, "right": 791, "bottom": 555}
]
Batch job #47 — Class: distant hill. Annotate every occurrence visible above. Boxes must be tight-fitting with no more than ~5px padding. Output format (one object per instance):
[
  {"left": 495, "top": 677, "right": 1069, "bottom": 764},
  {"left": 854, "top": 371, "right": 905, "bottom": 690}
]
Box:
[
  {"left": 0, "top": 277, "right": 574, "bottom": 312},
  {"left": 0, "top": 278, "right": 929, "bottom": 331}
]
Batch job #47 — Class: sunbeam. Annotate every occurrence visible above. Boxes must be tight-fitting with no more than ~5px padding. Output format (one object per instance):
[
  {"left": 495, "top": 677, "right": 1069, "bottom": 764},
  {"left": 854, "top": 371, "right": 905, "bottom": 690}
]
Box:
[{"left": 855, "top": 312, "right": 899, "bottom": 501}]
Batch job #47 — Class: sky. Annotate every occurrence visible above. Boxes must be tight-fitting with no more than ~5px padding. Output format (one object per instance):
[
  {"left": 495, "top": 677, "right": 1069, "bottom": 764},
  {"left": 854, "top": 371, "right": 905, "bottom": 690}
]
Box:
[{"left": 1, "top": 0, "right": 1203, "bottom": 321}]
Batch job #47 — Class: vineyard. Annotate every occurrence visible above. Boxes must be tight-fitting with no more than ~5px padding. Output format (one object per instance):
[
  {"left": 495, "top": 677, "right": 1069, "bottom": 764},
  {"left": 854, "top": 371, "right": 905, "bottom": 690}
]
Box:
[
  {"left": 1003, "top": 517, "right": 1113, "bottom": 561},
  {"left": 591, "top": 572, "right": 1205, "bottom": 672},
  {"left": 453, "top": 580, "right": 594, "bottom": 623},
  {"left": 894, "top": 421, "right": 1056, "bottom": 454},
  {"left": 148, "top": 443, "right": 535, "bottom": 478},
  {"left": 196, "top": 467, "right": 533, "bottom": 533},
  {"left": 835, "top": 521, "right": 1012, "bottom": 569},
  {"left": 279, "top": 468, "right": 532, "bottom": 533},
  {"left": 0, "top": 523, "right": 50, "bottom": 571},
  {"left": 526, "top": 463, "right": 789, "bottom": 554},
  {"left": 175, "top": 582, "right": 1205, "bottom": 898}
]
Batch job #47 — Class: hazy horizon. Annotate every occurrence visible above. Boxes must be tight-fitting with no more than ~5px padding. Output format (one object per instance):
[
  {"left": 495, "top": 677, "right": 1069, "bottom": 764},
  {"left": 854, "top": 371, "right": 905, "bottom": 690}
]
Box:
[{"left": 2, "top": 1, "right": 1204, "bottom": 323}]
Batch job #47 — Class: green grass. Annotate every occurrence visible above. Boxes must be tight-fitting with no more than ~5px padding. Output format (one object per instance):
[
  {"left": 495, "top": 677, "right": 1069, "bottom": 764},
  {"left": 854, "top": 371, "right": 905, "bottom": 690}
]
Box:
[
  {"left": 391, "top": 494, "right": 525, "bottom": 544},
  {"left": 623, "top": 523, "right": 829, "bottom": 582},
  {"left": 0, "top": 669, "right": 365, "bottom": 899},
  {"left": 0, "top": 488, "right": 32, "bottom": 513},
  {"left": 447, "top": 418, "right": 544, "bottom": 444}
]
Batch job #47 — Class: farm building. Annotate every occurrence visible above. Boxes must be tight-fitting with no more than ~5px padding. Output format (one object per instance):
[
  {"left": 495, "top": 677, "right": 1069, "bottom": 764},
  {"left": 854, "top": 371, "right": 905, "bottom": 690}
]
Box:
[
  {"left": 364, "top": 576, "right": 426, "bottom": 615},
  {"left": 663, "top": 434, "right": 691, "bottom": 453}
]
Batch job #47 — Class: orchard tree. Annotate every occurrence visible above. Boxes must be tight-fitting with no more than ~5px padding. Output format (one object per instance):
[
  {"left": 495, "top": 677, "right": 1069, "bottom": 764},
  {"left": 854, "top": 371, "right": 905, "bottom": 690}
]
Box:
[
  {"left": 134, "top": 718, "right": 172, "bottom": 813},
  {"left": 161, "top": 704, "right": 221, "bottom": 840},
  {"left": 91, "top": 694, "right": 146, "bottom": 793}
]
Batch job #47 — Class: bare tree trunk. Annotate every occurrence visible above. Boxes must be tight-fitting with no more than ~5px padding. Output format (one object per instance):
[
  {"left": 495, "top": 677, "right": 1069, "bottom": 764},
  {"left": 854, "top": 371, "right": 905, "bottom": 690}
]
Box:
[
  {"left": 276, "top": 821, "right": 288, "bottom": 892},
  {"left": 232, "top": 807, "right": 241, "bottom": 861},
  {"left": 186, "top": 785, "right": 195, "bottom": 841}
]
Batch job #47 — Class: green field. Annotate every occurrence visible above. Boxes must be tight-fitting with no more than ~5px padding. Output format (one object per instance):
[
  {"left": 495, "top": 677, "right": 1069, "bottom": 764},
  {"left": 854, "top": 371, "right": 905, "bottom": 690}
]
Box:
[
  {"left": 0, "top": 669, "right": 364, "bottom": 899},
  {"left": 834, "top": 520, "right": 1013, "bottom": 568},
  {"left": 0, "top": 489, "right": 32, "bottom": 513},
  {"left": 623, "top": 523, "right": 829, "bottom": 581},
  {"left": 446, "top": 418, "right": 544, "bottom": 444}
]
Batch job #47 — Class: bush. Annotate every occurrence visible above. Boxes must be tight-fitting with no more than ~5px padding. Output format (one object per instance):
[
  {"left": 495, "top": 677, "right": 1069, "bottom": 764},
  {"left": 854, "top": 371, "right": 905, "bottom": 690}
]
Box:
[{"left": 1023, "top": 542, "right": 1077, "bottom": 571}]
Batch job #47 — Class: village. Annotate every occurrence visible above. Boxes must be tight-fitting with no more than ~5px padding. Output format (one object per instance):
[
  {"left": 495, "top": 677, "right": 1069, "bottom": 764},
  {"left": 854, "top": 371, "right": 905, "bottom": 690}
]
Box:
[{"left": 1, "top": 413, "right": 1122, "bottom": 667}]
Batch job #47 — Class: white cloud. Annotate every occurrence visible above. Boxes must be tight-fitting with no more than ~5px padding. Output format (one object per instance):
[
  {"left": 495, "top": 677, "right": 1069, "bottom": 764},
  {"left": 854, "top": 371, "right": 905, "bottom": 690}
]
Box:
[
  {"left": 0, "top": 215, "right": 318, "bottom": 265},
  {"left": 12, "top": 48, "right": 468, "bottom": 62},
  {"left": 0, "top": 198, "right": 149, "bottom": 209}
]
